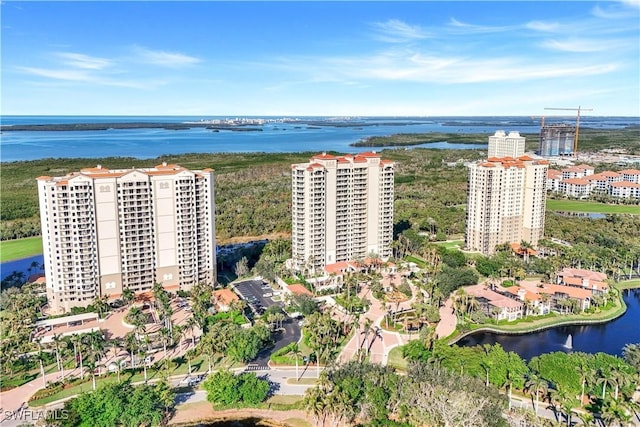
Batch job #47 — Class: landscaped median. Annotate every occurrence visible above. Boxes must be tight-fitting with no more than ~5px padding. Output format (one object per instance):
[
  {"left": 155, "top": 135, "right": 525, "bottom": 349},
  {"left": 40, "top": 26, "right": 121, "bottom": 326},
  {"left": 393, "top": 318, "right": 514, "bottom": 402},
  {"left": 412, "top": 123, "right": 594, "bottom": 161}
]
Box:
[{"left": 448, "top": 283, "right": 631, "bottom": 345}]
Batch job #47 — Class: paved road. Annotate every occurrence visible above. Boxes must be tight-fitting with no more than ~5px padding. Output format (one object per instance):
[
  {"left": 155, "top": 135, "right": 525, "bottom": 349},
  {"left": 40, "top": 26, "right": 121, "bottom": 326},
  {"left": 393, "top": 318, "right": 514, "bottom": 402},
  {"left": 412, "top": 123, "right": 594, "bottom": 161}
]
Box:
[{"left": 253, "top": 318, "right": 301, "bottom": 367}]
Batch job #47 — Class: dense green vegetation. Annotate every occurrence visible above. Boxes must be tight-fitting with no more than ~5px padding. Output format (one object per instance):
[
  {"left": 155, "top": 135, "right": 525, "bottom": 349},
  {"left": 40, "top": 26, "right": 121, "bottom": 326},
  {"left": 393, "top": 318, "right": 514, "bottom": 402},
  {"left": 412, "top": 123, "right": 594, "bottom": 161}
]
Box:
[
  {"left": 351, "top": 127, "right": 640, "bottom": 154},
  {"left": 203, "top": 370, "right": 271, "bottom": 406},
  {"left": 48, "top": 380, "right": 175, "bottom": 427},
  {"left": 303, "top": 360, "right": 508, "bottom": 427},
  {"left": 398, "top": 338, "right": 640, "bottom": 427},
  {"left": 0, "top": 149, "right": 485, "bottom": 244},
  {"left": 352, "top": 132, "right": 493, "bottom": 147}
]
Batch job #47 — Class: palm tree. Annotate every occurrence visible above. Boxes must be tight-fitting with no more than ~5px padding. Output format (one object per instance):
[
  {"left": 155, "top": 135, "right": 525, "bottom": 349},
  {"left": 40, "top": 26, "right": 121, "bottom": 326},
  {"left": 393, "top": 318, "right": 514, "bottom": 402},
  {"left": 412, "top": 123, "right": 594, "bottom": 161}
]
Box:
[
  {"left": 291, "top": 344, "right": 302, "bottom": 382},
  {"left": 575, "top": 361, "right": 592, "bottom": 406},
  {"left": 71, "top": 334, "right": 85, "bottom": 379},
  {"left": 92, "top": 295, "right": 109, "bottom": 319},
  {"left": 52, "top": 334, "right": 65, "bottom": 378},
  {"left": 525, "top": 373, "right": 549, "bottom": 415},
  {"left": 122, "top": 287, "right": 135, "bottom": 307},
  {"left": 185, "top": 347, "right": 197, "bottom": 376},
  {"left": 304, "top": 386, "right": 329, "bottom": 427},
  {"left": 34, "top": 337, "right": 47, "bottom": 387},
  {"left": 124, "top": 331, "right": 138, "bottom": 369},
  {"left": 597, "top": 367, "right": 615, "bottom": 401}
]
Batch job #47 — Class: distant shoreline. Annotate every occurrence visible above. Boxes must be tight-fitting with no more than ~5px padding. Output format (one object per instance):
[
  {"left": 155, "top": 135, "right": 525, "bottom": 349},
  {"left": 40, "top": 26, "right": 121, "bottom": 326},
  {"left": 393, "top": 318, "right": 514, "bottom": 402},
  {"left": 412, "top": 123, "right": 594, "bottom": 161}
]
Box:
[{"left": 0, "top": 119, "right": 423, "bottom": 132}]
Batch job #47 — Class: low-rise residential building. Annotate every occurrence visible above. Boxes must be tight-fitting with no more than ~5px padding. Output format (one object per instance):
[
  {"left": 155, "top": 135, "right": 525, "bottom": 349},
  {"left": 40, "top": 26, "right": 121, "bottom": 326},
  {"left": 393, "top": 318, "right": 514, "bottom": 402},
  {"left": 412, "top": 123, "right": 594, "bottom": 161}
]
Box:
[
  {"left": 557, "top": 267, "right": 609, "bottom": 295},
  {"left": 561, "top": 165, "right": 594, "bottom": 179},
  {"left": 609, "top": 181, "right": 640, "bottom": 198},
  {"left": 466, "top": 285, "right": 524, "bottom": 321},
  {"left": 547, "top": 167, "right": 639, "bottom": 199},
  {"left": 547, "top": 169, "right": 563, "bottom": 192},
  {"left": 500, "top": 285, "right": 550, "bottom": 316},
  {"left": 559, "top": 178, "right": 592, "bottom": 198},
  {"left": 619, "top": 169, "right": 640, "bottom": 184}
]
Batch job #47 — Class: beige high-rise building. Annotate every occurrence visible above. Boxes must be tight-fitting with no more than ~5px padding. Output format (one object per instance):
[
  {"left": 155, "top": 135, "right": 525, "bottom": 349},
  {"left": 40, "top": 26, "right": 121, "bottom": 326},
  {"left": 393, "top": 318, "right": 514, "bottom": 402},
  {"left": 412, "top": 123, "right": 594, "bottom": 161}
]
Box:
[
  {"left": 466, "top": 156, "right": 548, "bottom": 255},
  {"left": 291, "top": 152, "right": 394, "bottom": 272},
  {"left": 37, "top": 163, "right": 216, "bottom": 314},
  {"left": 488, "top": 130, "right": 525, "bottom": 158}
]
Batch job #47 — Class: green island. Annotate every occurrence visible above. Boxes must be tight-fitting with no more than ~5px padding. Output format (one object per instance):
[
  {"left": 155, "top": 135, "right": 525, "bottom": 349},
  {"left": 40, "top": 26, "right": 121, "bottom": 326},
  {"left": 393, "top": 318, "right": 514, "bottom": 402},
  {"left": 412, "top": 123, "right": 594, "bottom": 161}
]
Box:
[
  {"left": 350, "top": 127, "right": 640, "bottom": 153},
  {"left": 351, "top": 132, "right": 496, "bottom": 147}
]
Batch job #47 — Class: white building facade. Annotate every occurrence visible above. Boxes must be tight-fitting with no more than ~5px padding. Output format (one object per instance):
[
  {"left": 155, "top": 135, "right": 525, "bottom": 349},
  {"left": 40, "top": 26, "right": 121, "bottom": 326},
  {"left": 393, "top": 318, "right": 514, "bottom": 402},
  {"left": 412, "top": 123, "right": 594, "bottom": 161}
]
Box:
[
  {"left": 37, "top": 163, "right": 216, "bottom": 314},
  {"left": 291, "top": 152, "right": 394, "bottom": 272},
  {"left": 488, "top": 130, "right": 526, "bottom": 158},
  {"left": 466, "top": 157, "right": 549, "bottom": 255}
]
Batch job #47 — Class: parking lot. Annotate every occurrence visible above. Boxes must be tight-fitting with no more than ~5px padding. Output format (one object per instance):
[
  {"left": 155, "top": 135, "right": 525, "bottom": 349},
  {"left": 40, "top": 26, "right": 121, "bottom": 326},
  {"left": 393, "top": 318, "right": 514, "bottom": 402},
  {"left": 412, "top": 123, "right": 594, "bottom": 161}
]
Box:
[{"left": 232, "top": 279, "right": 281, "bottom": 315}]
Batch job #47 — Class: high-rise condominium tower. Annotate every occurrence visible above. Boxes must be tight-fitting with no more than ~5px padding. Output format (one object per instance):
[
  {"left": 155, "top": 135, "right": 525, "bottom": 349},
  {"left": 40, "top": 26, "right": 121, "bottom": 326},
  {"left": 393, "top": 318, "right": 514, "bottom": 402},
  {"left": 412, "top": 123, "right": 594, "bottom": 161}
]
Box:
[
  {"left": 291, "top": 152, "right": 394, "bottom": 272},
  {"left": 538, "top": 124, "right": 576, "bottom": 157},
  {"left": 488, "top": 130, "right": 525, "bottom": 158},
  {"left": 37, "top": 163, "right": 216, "bottom": 314},
  {"left": 466, "top": 156, "right": 548, "bottom": 255}
]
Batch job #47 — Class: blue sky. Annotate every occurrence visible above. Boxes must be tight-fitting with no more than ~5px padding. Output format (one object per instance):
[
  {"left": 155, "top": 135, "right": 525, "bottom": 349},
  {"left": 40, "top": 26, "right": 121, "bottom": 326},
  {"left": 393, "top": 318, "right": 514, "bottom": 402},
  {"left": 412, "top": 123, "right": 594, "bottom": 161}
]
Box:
[{"left": 2, "top": 1, "right": 639, "bottom": 116}]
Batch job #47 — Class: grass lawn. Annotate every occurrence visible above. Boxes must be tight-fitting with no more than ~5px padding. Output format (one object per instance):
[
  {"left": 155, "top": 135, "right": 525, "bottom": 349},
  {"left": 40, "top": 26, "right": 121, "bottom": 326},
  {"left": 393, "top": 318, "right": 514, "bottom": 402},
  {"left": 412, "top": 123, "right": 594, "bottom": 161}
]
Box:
[
  {"left": 546, "top": 199, "right": 640, "bottom": 215},
  {"left": 617, "top": 279, "right": 640, "bottom": 290},
  {"left": 405, "top": 255, "right": 426, "bottom": 268},
  {"left": 434, "top": 240, "right": 464, "bottom": 250},
  {"left": 387, "top": 346, "right": 408, "bottom": 371},
  {"left": 0, "top": 236, "right": 43, "bottom": 262}
]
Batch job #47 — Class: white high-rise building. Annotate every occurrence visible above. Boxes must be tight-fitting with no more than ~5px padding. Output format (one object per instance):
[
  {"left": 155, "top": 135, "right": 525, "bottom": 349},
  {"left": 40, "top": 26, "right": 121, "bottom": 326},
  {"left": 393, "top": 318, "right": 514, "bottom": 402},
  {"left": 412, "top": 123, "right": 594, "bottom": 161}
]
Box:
[
  {"left": 37, "top": 163, "right": 216, "bottom": 314},
  {"left": 291, "top": 152, "right": 394, "bottom": 272},
  {"left": 488, "top": 130, "right": 525, "bottom": 158},
  {"left": 466, "top": 156, "right": 548, "bottom": 255}
]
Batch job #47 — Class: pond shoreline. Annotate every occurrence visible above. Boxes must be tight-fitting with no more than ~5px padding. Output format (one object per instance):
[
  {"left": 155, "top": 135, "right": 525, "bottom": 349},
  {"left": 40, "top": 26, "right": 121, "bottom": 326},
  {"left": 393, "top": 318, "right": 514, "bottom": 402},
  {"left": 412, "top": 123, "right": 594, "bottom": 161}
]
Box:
[{"left": 448, "top": 285, "right": 633, "bottom": 345}]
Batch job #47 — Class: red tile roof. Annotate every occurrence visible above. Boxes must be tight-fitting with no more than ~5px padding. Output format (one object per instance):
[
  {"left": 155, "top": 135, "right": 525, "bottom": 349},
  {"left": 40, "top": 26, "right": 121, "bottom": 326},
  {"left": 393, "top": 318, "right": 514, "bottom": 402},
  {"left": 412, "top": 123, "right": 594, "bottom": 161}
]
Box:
[
  {"left": 610, "top": 181, "right": 640, "bottom": 188},
  {"left": 288, "top": 284, "right": 314, "bottom": 297},
  {"left": 213, "top": 288, "right": 239, "bottom": 306}
]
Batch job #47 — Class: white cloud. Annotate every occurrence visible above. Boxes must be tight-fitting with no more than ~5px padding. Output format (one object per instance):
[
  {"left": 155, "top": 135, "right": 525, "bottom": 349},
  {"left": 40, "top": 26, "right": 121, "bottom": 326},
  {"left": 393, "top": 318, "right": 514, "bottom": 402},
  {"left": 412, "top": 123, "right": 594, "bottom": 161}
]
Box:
[
  {"left": 539, "top": 38, "right": 622, "bottom": 53},
  {"left": 255, "top": 48, "right": 619, "bottom": 85},
  {"left": 17, "top": 66, "right": 166, "bottom": 89},
  {"left": 55, "top": 52, "right": 112, "bottom": 70},
  {"left": 133, "top": 46, "right": 201, "bottom": 67},
  {"left": 371, "top": 19, "right": 430, "bottom": 42},
  {"left": 525, "top": 20, "right": 560, "bottom": 32},
  {"left": 447, "top": 18, "right": 515, "bottom": 34},
  {"left": 18, "top": 67, "right": 92, "bottom": 81},
  {"left": 591, "top": 3, "right": 640, "bottom": 19}
]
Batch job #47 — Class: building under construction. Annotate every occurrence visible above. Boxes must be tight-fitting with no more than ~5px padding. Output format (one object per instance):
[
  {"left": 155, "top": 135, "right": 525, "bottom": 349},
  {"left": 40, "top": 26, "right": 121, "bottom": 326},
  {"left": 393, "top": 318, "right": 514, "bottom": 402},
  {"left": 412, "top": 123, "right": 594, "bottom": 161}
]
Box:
[{"left": 538, "top": 123, "right": 576, "bottom": 157}]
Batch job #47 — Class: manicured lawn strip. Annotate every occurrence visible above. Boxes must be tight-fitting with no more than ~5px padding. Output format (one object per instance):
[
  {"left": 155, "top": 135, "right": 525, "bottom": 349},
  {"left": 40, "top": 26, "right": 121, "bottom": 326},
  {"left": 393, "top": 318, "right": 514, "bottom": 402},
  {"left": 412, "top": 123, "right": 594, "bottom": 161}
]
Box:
[
  {"left": 546, "top": 199, "right": 640, "bottom": 215},
  {"left": 285, "top": 378, "right": 317, "bottom": 385},
  {"left": 617, "top": 279, "right": 640, "bottom": 290},
  {"left": 405, "top": 255, "right": 426, "bottom": 268},
  {"left": 0, "top": 236, "right": 43, "bottom": 262},
  {"left": 434, "top": 240, "right": 464, "bottom": 250}
]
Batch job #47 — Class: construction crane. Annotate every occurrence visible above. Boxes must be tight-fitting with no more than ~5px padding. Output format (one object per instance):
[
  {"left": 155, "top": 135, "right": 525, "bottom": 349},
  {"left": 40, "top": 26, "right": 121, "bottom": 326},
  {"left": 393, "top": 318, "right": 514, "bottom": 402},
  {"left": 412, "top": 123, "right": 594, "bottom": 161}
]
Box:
[
  {"left": 531, "top": 116, "right": 546, "bottom": 128},
  {"left": 544, "top": 106, "right": 593, "bottom": 155}
]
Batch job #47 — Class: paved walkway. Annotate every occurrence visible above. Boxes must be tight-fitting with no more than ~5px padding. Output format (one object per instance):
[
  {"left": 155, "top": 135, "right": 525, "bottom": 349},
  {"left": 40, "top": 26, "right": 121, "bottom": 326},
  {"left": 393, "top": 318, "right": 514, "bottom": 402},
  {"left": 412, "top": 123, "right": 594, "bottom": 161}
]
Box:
[
  {"left": 337, "top": 281, "right": 416, "bottom": 365},
  {"left": 435, "top": 296, "right": 456, "bottom": 339}
]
